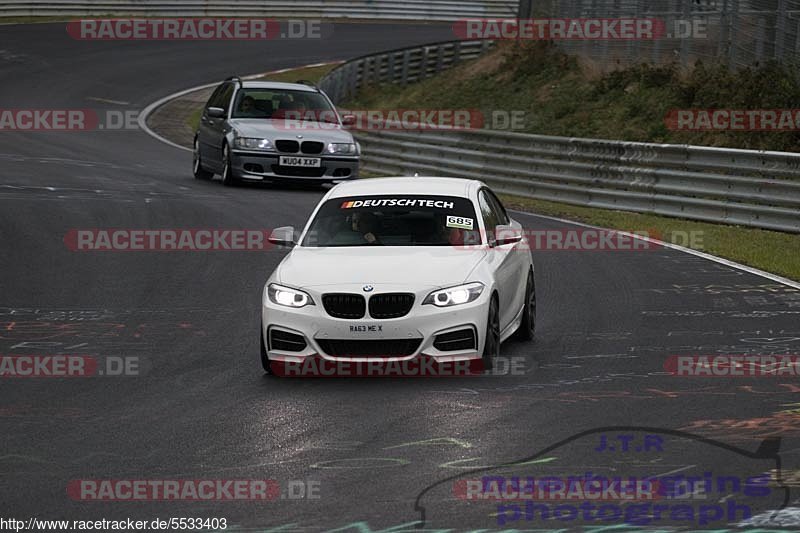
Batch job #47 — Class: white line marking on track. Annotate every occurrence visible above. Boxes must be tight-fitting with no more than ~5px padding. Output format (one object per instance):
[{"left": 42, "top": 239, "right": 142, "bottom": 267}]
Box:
[
  {"left": 510, "top": 209, "right": 800, "bottom": 290},
  {"left": 87, "top": 97, "right": 130, "bottom": 105}
]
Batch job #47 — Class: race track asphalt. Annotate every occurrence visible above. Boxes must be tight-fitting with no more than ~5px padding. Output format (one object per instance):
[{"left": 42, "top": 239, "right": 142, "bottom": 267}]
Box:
[{"left": 1, "top": 21, "right": 799, "bottom": 532}]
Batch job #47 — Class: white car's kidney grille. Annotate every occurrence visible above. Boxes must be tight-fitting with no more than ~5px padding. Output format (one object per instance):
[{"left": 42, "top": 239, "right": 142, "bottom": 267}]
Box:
[
  {"left": 317, "top": 338, "right": 422, "bottom": 357},
  {"left": 368, "top": 293, "right": 415, "bottom": 319},
  {"left": 322, "top": 293, "right": 366, "bottom": 319}
]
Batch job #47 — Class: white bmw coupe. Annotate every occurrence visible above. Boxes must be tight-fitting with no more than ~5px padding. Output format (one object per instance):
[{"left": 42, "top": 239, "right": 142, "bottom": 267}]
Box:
[{"left": 260, "top": 177, "right": 535, "bottom": 376}]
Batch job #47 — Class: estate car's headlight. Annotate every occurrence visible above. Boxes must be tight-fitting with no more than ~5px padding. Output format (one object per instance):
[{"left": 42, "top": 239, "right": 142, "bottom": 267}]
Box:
[
  {"left": 327, "top": 142, "right": 356, "bottom": 155},
  {"left": 235, "top": 137, "right": 275, "bottom": 151},
  {"left": 422, "top": 282, "right": 484, "bottom": 307},
  {"left": 266, "top": 284, "right": 314, "bottom": 308}
]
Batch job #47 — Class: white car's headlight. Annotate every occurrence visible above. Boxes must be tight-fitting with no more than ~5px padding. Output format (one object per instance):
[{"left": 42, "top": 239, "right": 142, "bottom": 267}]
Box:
[
  {"left": 266, "top": 283, "right": 314, "bottom": 308},
  {"left": 422, "top": 282, "right": 484, "bottom": 307},
  {"left": 235, "top": 137, "right": 275, "bottom": 151},
  {"left": 327, "top": 142, "right": 356, "bottom": 155}
]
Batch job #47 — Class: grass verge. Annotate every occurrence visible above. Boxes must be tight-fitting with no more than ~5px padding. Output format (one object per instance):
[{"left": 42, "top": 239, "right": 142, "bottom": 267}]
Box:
[
  {"left": 500, "top": 195, "right": 800, "bottom": 281},
  {"left": 347, "top": 41, "right": 800, "bottom": 153}
]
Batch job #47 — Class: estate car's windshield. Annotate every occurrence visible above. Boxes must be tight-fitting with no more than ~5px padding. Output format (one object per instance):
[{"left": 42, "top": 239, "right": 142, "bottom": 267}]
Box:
[
  {"left": 231, "top": 88, "right": 337, "bottom": 121},
  {"left": 301, "top": 194, "right": 481, "bottom": 247}
]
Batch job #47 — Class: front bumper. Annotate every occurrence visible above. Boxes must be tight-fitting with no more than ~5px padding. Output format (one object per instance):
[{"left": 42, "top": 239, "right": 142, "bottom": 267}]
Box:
[
  {"left": 261, "top": 283, "right": 489, "bottom": 376},
  {"left": 231, "top": 149, "right": 359, "bottom": 182}
]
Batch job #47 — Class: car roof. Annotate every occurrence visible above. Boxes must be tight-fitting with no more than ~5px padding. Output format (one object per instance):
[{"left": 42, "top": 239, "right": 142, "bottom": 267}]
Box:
[
  {"left": 327, "top": 177, "right": 484, "bottom": 199},
  {"left": 240, "top": 80, "right": 318, "bottom": 92}
]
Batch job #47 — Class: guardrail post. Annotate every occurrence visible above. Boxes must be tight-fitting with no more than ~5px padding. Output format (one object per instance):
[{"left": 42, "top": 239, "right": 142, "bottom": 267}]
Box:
[
  {"left": 453, "top": 40, "right": 462, "bottom": 64},
  {"left": 518, "top": 0, "right": 533, "bottom": 18},
  {"left": 387, "top": 52, "right": 396, "bottom": 83},
  {"left": 419, "top": 47, "right": 429, "bottom": 81},
  {"left": 435, "top": 45, "right": 444, "bottom": 73},
  {"left": 401, "top": 49, "right": 411, "bottom": 86},
  {"left": 362, "top": 57, "right": 370, "bottom": 87}
]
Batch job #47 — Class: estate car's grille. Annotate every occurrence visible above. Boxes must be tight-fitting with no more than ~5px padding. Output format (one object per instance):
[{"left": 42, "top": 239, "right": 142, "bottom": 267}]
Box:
[
  {"left": 368, "top": 293, "right": 415, "bottom": 319},
  {"left": 275, "top": 140, "right": 299, "bottom": 153},
  {"left": 316, "top": 338, "right": 422, "bottom": 358},
  {"left": 269, "top": 329, "right": 307, "bottom": 352},
  {"left": 322, "top": 293, "right": 366, "bottom": 319},
  {"left": 301, "top": 141, "right": 324, "bottom": 155},
  {"left": 433, "top": 328, "right": 476, "bottom": 352}
]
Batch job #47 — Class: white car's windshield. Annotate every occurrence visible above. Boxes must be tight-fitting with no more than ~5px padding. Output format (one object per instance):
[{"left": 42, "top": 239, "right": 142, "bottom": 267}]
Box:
[{"left": 302, "top": 194, "right": 480, "bottom": 247}]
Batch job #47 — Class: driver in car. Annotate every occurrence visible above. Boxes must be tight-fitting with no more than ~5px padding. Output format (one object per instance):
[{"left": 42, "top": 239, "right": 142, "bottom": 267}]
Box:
[
  {"left": 238, "top": 95, "right": 259, "bottom": 117},
  {"left": 351, "top": 212, "right": 380, "bottom": 244}
]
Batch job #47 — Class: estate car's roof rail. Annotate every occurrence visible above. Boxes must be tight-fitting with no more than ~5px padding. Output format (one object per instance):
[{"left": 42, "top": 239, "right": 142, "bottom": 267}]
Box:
[
  {"left": 225, "top": 76, "right": 244, "bottom": 88},
  {"left": 294, "top": 79, "right": 320, "bottom": 91}
]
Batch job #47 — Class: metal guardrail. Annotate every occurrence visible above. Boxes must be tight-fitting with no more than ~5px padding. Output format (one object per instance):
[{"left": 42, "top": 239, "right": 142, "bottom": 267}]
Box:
[
  {"left": 0, "top": 0, "right": 517, "bottom": 20},
  {"left": 318, "top": 38, "right": 800, "bottom": 233},
  {"left": 318, "top": 40, "right": 493, "bottom": 102},
  {"left": 356, "top": 128, "right": 800, "bottom": 233}
]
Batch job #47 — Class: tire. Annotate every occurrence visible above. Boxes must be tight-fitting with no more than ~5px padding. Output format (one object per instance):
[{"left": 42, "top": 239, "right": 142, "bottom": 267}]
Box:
[
  {"left": 221, "top": 143, "right": 238, "bottom": 187},
  {"left": 260, "top": 325, "right": 273, "bottom": 374},
  {"left": 482, "top": 295, "right": 500, "bottom": 370},
  {"left": 514, "top": 270, "right": 536, "bottom": 341},
  {"left": 192, "top": 137, "right": 213, "bottom": 180}
]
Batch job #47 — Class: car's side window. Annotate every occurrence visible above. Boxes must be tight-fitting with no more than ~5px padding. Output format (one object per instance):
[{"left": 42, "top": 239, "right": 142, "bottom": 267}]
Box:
[
  {"left": 485, "top": 189, "right": 510, "bottom": 225},
  {"left": 478, "top": 190, "right": 500, "bottom": 244},
  {"left": 205, "top": 84, "right": 224, "bottom": 110},
  {"left": 216, "top": 84, "right": 235, "bottom": 113}
]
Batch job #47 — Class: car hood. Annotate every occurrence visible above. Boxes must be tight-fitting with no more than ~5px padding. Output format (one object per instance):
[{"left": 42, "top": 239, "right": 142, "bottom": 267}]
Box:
[
  {"left": 230, "top": 119, "right": 354, "bottom": 143},
  {"left": 275, "top": 246, "right": 487, "bottom": 289}
]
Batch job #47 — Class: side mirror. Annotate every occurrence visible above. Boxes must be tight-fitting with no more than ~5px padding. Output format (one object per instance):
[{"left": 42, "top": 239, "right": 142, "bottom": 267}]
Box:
[
  {"left": 341, "top": 114, "right": 356, "bottom": 126},
  {"left": 268, "top": 226, "right": 296, "bottom": 247},
  {"left": 206, "top": 107, "right": 225, "bottom": 119},
  {"left": 494, "top": 224, "right": 523, "bottom": 246}
]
